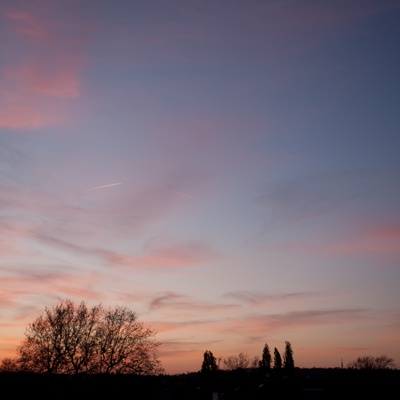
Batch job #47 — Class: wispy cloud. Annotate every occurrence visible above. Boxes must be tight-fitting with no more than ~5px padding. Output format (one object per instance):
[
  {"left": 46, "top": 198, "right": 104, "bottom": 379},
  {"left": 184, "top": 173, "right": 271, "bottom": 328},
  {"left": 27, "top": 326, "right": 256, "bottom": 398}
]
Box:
[
  {"left": 0, "top": 144, "right": 212, "bottom": 265},
  {"left": 159, "top": 338, "right": 222, "bottom": 358},
  {"left": 271, "top": 220, "right": 400, "bottom": 257},
  {"left": 256, "top": 171, "right": 371, "bottom": 230},
  {"left": 149, "top": 291, "right": 237, "bottom": 311},
  {"left": 224, "top": 290, "right": 323, "bottom": 305},
  {"left": 327, "top": 222, "right": 400, "bottom": 255},
  {"left": 253, "top": 169, "right": 400, "bottom": 245},
  {"left": 0, "top": 264, "right": 104, "bottom": 307},
  {"left": 31, "top": 232, "right": 218, "bottom": 271},
  {"left": 216, "top": 308, "right": 370, "bottom": 338}
]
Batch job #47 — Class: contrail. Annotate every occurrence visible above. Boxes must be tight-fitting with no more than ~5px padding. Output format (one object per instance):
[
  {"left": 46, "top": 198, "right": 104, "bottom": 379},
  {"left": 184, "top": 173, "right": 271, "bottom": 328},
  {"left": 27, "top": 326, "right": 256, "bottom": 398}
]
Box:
[
  {"left": 86, "top": 182, "right": 122, "bottom": 191},
  {"left": 85, "top": 181, "right": 192, "bottom": 198}
]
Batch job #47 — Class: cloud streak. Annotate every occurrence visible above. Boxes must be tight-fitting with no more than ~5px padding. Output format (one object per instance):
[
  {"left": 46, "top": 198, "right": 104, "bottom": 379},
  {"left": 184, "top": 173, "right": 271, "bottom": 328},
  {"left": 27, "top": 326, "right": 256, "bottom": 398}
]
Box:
[
  {"left": 224, "top": 290, "right": 323, "bottom": 305},
  {"left": 149, "top": 291, "right": 237, "bottom": 312},
  {"left": 86, "top": 182, "right": 122, "bottom": 191}
]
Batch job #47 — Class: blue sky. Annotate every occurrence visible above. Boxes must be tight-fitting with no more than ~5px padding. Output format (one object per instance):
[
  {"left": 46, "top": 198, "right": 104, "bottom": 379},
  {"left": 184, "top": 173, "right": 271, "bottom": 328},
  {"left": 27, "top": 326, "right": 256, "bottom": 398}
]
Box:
[{"left": 1, "top": 0, "right": 399, "bottom": 374}]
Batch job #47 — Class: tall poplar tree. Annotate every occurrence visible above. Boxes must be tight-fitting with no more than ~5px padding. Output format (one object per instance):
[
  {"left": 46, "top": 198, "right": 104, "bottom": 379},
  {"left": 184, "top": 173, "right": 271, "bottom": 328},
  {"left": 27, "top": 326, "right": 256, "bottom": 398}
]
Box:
[
  {"left": 283, "top": 341, "right": 294, "bottom": 374},
  {"left": 260, "top": 343, "right": 271, "bottom": 370},
  {"left": 201, "top": 350, "right": 218, "bottom": 373},
  {"left": 273, "top": 347, "right": 282, "bottom": 370}
]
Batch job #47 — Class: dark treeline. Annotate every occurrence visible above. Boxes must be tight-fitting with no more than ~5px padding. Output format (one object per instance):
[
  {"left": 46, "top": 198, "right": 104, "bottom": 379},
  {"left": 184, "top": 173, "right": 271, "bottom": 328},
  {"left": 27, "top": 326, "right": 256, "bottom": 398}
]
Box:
[
  {"left": 2, "top": 300, "right": 398, "bottom": 399},
  {"left": 1, "top": 368, "right": 399, "bottom": 399}
]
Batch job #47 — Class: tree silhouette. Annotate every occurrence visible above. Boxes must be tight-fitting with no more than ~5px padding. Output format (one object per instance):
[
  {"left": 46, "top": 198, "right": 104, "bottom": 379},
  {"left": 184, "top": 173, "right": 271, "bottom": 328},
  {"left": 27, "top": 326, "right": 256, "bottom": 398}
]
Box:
[
  {"left": 347, "top": 355, "right": 395, "bottom": 370},
  {"left": 223, "top": 352, "right": 251, "bottom": 370},
  {"left": 273, "top": 347, "right": 282, "bottom": 371},
  {"left": 283, "top": 341, "right": 294, "bottom": 373},
  {"left": 259, "top": 342, "right": 271, "bottom": 370},
  {"left": 0, "top": 358, "right": 19, "bottom": 373},
  {"left": 201, "top": 350, "right": 218, "bottom": 373},
  {"left": 16, "top": 299, "right": 163, "bottom": 374}
]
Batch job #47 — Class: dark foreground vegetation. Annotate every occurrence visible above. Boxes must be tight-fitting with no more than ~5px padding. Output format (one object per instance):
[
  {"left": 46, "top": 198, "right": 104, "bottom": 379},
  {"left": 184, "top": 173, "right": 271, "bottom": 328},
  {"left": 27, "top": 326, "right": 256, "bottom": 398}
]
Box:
[
  {"left": 2, "top": 300, "right": 398, "bottom": 398},
  {"left": 1, "top": 368, "right": 399, "bottom": 399}
]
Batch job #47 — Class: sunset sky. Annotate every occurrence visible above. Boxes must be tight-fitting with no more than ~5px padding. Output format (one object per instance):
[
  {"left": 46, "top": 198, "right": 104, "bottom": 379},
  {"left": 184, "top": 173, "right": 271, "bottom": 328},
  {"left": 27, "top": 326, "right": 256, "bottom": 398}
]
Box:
[{"left": 1, "top": 0, "right": 399, "bottom": 374}]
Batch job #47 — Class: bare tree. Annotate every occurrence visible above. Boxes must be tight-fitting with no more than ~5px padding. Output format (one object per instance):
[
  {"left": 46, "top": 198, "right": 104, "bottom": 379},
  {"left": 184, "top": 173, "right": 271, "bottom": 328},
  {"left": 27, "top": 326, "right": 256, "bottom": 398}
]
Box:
[
  {"left": 347, "top": 355, "right": 395, "bottom": 370},
  {"left": 0, "top": 358, "right": 20, "bottom": 373},
  {"left": 18, "top": 300, "right": 71, "bottom": 373},
  {"left": 223, "top": 352, "right": 256, "bottom": 370},
  {"left": 61, "top": 300, "right": 101, "bottom": 373},
  {"left": 251, "top": 355, "right": 260, "bottom": 368},
  {"left": 94, "top": 305, "right": 162, "bottom": 374},
  {"left": 16, "top": 299, "right": 163, "bottom": 375}
]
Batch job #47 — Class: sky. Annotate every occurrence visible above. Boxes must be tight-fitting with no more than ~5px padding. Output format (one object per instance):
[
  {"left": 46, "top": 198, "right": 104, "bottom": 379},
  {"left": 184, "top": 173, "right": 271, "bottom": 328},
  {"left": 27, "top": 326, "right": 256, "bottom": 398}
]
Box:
[{"left": 0, "top": 0, "right": 399, "bottom": 375}]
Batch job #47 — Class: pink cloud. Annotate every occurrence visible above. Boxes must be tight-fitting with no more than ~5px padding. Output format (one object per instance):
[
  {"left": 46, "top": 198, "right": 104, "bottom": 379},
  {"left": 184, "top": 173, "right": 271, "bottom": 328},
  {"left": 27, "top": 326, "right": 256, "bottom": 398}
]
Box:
[
  {"left": 4, "top": 63, "right": 80, "bottom": 99},
  {"left": 4, "top": 11, "right": 49, "bottom": 40},
  {"left": 256, "top": 218, "right": 400, "bottom": 257},
  {"left": 0, "top": 7, "right": 86, "bottom": 130},
  {"left": 31, "top": 231, "right": 218, "bottom": 271},
  {"left": 327, "top": 223, "right": 400, "bottom": 255},
  {"left": 151, "top": 319, "right": 218, "bottom": 334},
  {"left": 0, "top": 267, "right": 103, "bottom": 305},
  {"left": 105, "top": 248, "right": 212, "bottom": 270}
]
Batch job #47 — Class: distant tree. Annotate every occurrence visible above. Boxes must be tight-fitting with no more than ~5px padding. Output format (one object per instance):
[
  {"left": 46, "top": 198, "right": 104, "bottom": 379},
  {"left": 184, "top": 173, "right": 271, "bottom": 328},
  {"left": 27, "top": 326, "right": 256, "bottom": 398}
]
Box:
[
  {"left": 347, "top": 355, "right": 395, "bottom": 370},
  {"left": 16, "top": 299, "right": 163, "bottom": 375},
  {"left": 0, "top": 358, "right": 19, "bottom": 373},
  {"left": 273, "top": 347, "right": 282, "bottom": 370},
  {"left": 223, "top": 352, "right": 257, "bottom": 370},
  {"left": 251, "top": 355, "right": 260, "bottom": 368},
  {"left": 283, "top": 341, "right": 294, "bottom": 373},
  {"left": 201, "top": 350, "right": 218, "bottom": 373},
  {"left": 373, "top": 355, "right": 395, "bottom": 369},
  {"left": 259, "top": 343, "right": 271, "bottom": 370}
]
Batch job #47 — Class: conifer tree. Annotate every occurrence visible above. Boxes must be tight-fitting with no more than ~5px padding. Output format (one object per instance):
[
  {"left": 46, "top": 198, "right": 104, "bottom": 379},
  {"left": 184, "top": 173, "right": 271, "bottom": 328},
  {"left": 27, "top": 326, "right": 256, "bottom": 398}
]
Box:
[
  {"left": 259, "top": 342, "right": 271, "bottom": 370},
  {"left": 273, "top": 347, "right": 282, "bottom": 370},
  {"left": 283, "top": 341, "right": 294, "bottom": 374},
  {"left": 201, "top": 350, "right": 218, "bottom": 373}
]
